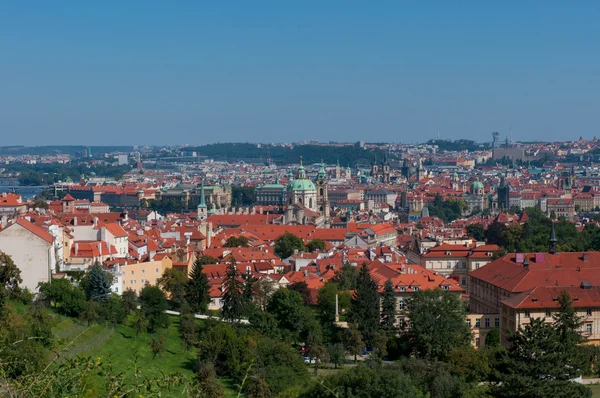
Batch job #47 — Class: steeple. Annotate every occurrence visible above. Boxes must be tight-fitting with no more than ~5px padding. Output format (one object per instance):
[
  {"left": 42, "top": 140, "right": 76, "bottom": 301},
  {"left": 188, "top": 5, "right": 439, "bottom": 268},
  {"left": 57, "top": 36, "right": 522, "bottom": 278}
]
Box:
[
  {"left": 199, "top": 182, "right": 207, "bottom": 208},
  {"left": 549, "top": 222, "right": 557, "bottom": 254},
  {"left": 197, "top": 181, "right": 208, "bottom": 221}
]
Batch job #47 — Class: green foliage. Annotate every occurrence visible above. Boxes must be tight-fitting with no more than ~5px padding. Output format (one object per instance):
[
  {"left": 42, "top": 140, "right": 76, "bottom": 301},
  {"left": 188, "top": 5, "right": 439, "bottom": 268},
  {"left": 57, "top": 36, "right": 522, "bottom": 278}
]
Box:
[
  {"left": 186, "top": 257, "right": 213, "bottom": 314},
  {"left": 221, "top": 257, "right": 244, "bottom": 323},
  {"left": 306, "top": 239, "right": 326, "bottom": 252},
  {"left": 83, "top": 263, "right": 112, "bottom": 302},
  {"left": 317, "top": 282, "right": 351, "bottom": 323},
  {"left": 328, "top": 343, "right": 346, "bottom": 368},
  {"left": 158, "top": 267, "right": 188, "bottom": 310},
  {"left": 149, "top": 333, "right": 167, "bottom": 359},
  {"left": 301, "top": 361, "right": 425, "bottom": 398},
  {"left": 427, "top": 194, "right": 467, "bottom": 223},
  {"left": 0, "top": 251, "right": 23, "bottom": 301},
  {"left": 448, "top": 346, "right": 490, "bottom": 383},
  {"left": 121, "top": 288, "right": 138, "bottom": 314},
  {"left": 288, "top": 281, "right": 312, "bottom": 305},
  {"left": 485, "top": 328, "right": 501, "bottom": 348},
  {"left": 223, "top": 235, "right": 250, "bottom": 247},
  {"left": 139, "top": 285, "right": 169, "bottom": 331},
  {"left": 348, "top": 263, "right": 380, "bottom": 347},
  {"left": 252, "top": 337, "right": 309, "bottom": 395},
  {"left": 267, "top": 288, "right": 310, "bottom": 340},
  {"left": 274, "top": 232, "right": 305, "bottom": 258},
  {"left": 332, "top": 262, "right": 359, "bottom": 290},
  {"left": 38, "top": 278, "right": 86, "bottom": 317},
  {"left": 380, "top": 279, "right": 397, "bottom": 336},
  {"left": 466, "top": 223, "right": 486, "bottom": 241},
  {"left": 345, "top": 324, "right": 364, "bottom": 362},
  {"left": 179, "top": 313, "right": 198, "bottom": 353},
  {"left": 407, "top": 289, "right": 471, "bottom": 361},
  {"left": 231, "top": 185, "right": 255, "bottom": 207}
]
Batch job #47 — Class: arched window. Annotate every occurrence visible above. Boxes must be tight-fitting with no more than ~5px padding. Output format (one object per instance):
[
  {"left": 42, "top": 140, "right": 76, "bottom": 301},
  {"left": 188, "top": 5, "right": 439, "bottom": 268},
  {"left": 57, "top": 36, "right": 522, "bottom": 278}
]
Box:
[
  {"left": 320, "top": 188, "right": 324, "bottom": 196},
  {"left": 309, "top": 198, "right": 313, "bottom": 208}
]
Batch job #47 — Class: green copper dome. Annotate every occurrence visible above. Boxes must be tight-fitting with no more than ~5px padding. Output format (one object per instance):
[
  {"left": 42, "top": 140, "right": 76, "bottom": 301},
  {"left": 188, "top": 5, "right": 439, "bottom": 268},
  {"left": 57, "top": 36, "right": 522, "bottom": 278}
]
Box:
[
  {"left": 317, "top": 163, "right": 327, "bottom": 181},
  {"left": 287, "top": 178, "right": 316, "bottom": 191},
  {"left": 471, "top": 181, "right": 484, "bottom": 192}
]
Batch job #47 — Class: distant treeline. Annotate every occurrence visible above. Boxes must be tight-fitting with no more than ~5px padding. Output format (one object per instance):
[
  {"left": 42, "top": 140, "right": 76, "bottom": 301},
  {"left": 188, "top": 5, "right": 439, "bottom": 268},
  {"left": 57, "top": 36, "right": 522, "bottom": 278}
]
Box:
[
  {"left": 0, "top": 146, "right": 134, "bottom": 156},
  {"left": 188, "top": 143, "right": 392, "bottom": 167},
  {"left": 426, "top": 139, "right": 485, "bottom": 152},
  {"left": 2, "top": 163, "right": 132, "bottom": 186}
]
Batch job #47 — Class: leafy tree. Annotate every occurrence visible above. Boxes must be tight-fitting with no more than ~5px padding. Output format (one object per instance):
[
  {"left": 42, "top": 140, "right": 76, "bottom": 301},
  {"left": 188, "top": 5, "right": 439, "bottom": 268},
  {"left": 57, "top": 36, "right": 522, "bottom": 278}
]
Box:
[
  {"left": 139, "top": 285, "right": 169, "bottom": 331},
  {"left": 448, "top": 346, "right": 490, "bottom": 383},
  {"left": 179, "top": 313, "right": 198, "bottom": 354},
  {"left": 328, "top": 343, "right": 346, "bottom": 369},
  {"left": 407, "top": 289, "right": 471, "bottom": 361},
  {"left": 133, "top": 309, "right": 148, "bottom": 336},
  {"left": 553, "top": 289, "right": 585, "bottom": 349},
  {"left": 149, "top": 333, "right": 166, "bottom": 359},
  {"left": 274, "top": 232, "right": 305, "bottom": 258},
  {"left": 84, "top": 263, "right": 112, "bottom": 302},
  {"left": 0, "top": 251, "right": 22, "bottom": 301},
  {"left": 121, "top": 288, "right": 137, "bottom": 314},
  {"left": 317, "top": 282, "right": 351, "bottom": 323},
  {"left": 221, "top": 256, "right": 244, "bottom": 323},
  {"left": 371, "top": 330, "right": 388, "bottom": 358},
  {"left": 253, "top": 278, "right": 275, "bottom": 311},
  {"left": 186, "top": 256, "right": 211, "bottom": 314},
  {"left": 253, "top": 338, "right": 309, "bottom": 395},
  {"left": 267, "top": 288, "right": 309, "bottom": 338},
  {"left": 485, "top": 221, "right": 506, "bottom": 246},
  {"left": 380, "top": 279, "right": 397, "bottom": 336},
  {"left": 288, "top": 281, "right": 312, "bottom": 305},
  {"left": 39, "top": 278, "right": 86, "bottom": 317},
  {"left": 466, "top": 223, "right": 486, "bottom": 241},
  {"left": 223, "top": 236, "right": 249, "bottom": 247},
  {"left": 192, "top": 362, "right": 226, "bottom": 398},
  {"left": 345, "top": 325, "right": 364, "bottom": 363},
  {"left": 332, "top": 262, "right": 359, "bottom": 290},
  {"left": 348, "top": 263, "right": 379, "bottom": 346},
  {"left": 80, "top": 300, "right": 102, "bottom": 326},
  {"left": 242, "top": 270, "right": 256, "bottom": 314},
  {"left": 306, "top": 239, "right": 326, "bottom": 252},
  {"left": 485, "top": 328, "right": 501, "bottom": 348},
  {"left": 103, "top": 293, "right": 126, "bottom": 327},
  {"left": 158, "top": 267, "right": 188, "bottom": 310},
  {"left": 308, "top": 343, "right": 329, "bottom": 376}
]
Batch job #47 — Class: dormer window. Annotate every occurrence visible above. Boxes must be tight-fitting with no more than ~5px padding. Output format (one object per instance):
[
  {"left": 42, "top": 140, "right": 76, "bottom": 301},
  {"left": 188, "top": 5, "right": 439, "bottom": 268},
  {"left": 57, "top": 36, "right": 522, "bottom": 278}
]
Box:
[
  {"left": 399, "top": 287, "right": 405, "bottom": 292},
  {"left": 413, "top": 287, "right": 420, "bottom": 292}
]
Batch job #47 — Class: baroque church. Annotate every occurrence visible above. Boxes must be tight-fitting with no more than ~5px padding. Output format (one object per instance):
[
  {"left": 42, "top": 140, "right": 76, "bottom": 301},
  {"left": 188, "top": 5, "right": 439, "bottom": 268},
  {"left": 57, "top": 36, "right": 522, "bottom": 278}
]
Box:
[{"left": 282, "top": 159, "right": 330, "bottom": 226}]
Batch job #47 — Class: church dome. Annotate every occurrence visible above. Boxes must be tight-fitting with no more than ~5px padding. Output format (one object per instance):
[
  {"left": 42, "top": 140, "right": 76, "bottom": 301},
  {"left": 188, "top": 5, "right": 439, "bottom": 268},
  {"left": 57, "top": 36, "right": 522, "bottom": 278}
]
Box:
[
  {"left": 470, "top": 181, "right": 484, "bottom": 192},
  {"left": 287, "top": 179, "right": 316, "bottom": 191},
  {"left": 317, "top": 163, "right": 327, "bottom": 180}
]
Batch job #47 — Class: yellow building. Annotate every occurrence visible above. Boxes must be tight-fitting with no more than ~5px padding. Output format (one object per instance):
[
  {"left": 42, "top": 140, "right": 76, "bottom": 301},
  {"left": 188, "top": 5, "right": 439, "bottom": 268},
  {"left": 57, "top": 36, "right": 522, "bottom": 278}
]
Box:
[{"left": 121, "top": 255, "right": 173, "bottom": 295}]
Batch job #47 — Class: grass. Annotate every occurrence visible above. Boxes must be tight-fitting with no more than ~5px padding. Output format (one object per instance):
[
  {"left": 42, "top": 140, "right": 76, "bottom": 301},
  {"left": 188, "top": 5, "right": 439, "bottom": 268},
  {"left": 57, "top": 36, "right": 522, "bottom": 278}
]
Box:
[{"left": 590, "top": 384, "right": 600, "bottom": 397}]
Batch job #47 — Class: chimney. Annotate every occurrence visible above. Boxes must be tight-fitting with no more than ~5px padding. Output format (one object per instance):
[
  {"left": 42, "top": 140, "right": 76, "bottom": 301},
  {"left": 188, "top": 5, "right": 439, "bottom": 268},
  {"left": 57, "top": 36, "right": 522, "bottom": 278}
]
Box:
[
  {"left": 99, "top": 242, "right": 103, "bottom": 256},
  {"left": 75, "top": 243, "right": 79, "bottom": 255},
  {"left": 73, "top": 216, "right": 78, "bottom": 226},
  {"left": 523, "top": 257, "right": 529, "bottom": 267},
  {"left": 583, "top": 252, "right": 589, "bottom": 262}
]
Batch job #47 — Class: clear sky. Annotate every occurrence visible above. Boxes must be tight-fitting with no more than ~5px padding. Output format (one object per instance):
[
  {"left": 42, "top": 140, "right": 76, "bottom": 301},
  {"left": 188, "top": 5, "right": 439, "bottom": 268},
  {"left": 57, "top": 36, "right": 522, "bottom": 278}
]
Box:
[{"left": 1, "top": 1, "right": 599, "bottom": 146}]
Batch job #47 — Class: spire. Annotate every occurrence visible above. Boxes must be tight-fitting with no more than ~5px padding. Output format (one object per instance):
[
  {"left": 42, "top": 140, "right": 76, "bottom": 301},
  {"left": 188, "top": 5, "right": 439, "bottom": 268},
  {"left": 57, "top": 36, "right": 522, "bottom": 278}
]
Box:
[
  {"left": 199, "top": 182, "right": 207, "bottom": 208},
  {"left": 549, "top": 222, "right": 557, "bottom": 254},
  {"left": 275, "top": 175, "right": 280, "bottom": 185}
]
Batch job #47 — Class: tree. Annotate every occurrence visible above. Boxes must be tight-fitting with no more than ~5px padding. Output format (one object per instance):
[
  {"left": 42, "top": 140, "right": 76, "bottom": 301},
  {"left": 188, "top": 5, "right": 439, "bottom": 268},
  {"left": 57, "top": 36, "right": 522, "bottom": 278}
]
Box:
[
  {"left": 186, "top": 257, "right": 211, "bottom": 314},
  {"left": 0, "top": 251, "right": 22, "bottom": 301},
  {"left": 485, "top": 328, "right": 501, "bottom": 348},
  {"left": 466, "top": 223, "right": 486, "bottom": 241},
  {"left": 448, "top": 346, "right": 490, "bottom": 383},
  {"left": 317, "top": 282, "right": 351, "bottom": 323},
  {"left": 380, "top": 279, "right": 397, "bottom": 336},
  {"left": 553, "top": 289, "right": 585, "bottom": 349},
  {"left": 288, "top": 281, "right": 312, "bottom": 305},
  {"left": 267, "top": 288, "right": 309, "bottom": 338},
  {"left": 242, "top": 271, "right": 256, "bottom": 315},
  {"left": 253, "top": 278, "right": 275, "bottom": 311},
  {"left": 158, "top": 267, "right": 188, "bottom": 310},
  {"left": 84, "top": 263, "right": 112, "bottom": 302},
  {"left": 133, "top": 309, "right": 148, "bottom": 336},
  {"left": 407, "top": 289, "right": 471, "bottom": 361},
  {"left": 223, "top": 236, "right": 249, "bottom": 247},
  {"left": 348, "top": 263, "right": 379, "bottom": 347},
  {"left": 274, "top": 232, "right": 305, "bottom": 258},
  {"left": 80, "top": 300, "right": 102, "bottom": 326},
  {"left": 121, "top": 288, "right": 138, "bottom": 315},
  {"left": 253, "top": 338, "right": 309, "bottom": 395},
  {"left": 332, "top": 262, "right": 359, "bottom": 290},
  {"left": 103, "top": 294, "right": 126, "bottom": 327},
  {"left": 149, "top": 333, "right": 166, "bottom": 359},
  {"left": 221, "top": 256, "right": 244, "bottom": 323},
  {"left": 139, "top": 285, "right": 169, "bottom": 331},
  {"left": 345, "top": 325, "right": 364, "bottom": 363},
  {"left": 371, "top": 330, "right": 388, "bottom": 358},
  {"left": 179, "top": 313, "right": 198, "bottom": 354},
  {"left": 494, "top": 317, "right": 592, "bottom": 398},
  {"left": 328, "top": 343, "right": 346, "bottom": 369},
  {"left": 306, "top": 239, "right": 326, "bottom": 252}
]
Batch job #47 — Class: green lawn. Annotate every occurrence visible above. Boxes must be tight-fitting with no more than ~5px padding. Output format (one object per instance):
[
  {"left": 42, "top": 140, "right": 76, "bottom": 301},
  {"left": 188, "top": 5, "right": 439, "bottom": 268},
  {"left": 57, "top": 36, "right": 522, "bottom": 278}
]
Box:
[{"left": 590, "top": 384, "right": 600, "bottom": 398}]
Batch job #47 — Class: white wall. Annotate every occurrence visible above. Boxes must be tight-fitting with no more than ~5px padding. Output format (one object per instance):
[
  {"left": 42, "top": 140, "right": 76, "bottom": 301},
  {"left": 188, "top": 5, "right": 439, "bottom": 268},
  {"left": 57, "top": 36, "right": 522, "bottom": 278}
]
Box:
[{"left": 0, "top": 224, "right": 53, "bottom": 291}]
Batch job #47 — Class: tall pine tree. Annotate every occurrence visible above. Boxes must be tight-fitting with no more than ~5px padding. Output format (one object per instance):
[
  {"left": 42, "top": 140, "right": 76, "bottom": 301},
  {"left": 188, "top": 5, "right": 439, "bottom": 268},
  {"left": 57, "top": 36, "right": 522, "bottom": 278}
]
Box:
[
  {"left": 380, "top": 279, "right": 397, "bottom": 336},
  {"left": 85, "top": 263, "right": 111, "bottom": 302},
  {"left": 221, "top": 255, "right": 244, "bottom": 323},
  {"left": 349, "top": 263, "right": 379, "bottom": 347},
  {"left": 242, "top": 270, "right": 256, "bottom": 315},
  {"left": 186, "top": 257, "right": 211, "bottom": 314}
]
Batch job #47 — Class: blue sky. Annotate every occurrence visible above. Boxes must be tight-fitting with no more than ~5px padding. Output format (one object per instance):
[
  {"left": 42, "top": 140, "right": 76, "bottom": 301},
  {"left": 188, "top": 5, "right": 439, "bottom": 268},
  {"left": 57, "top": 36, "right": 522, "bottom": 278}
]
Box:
[{"left": 1, "top": 2, "right": 599, "bottom": 145}]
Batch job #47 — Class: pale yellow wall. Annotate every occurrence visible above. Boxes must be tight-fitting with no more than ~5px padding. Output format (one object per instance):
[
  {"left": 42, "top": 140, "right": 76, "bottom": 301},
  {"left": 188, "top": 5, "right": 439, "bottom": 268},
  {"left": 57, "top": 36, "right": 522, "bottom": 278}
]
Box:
[{"left": 121, "top": 256, "right": 173, "bottom": 295}]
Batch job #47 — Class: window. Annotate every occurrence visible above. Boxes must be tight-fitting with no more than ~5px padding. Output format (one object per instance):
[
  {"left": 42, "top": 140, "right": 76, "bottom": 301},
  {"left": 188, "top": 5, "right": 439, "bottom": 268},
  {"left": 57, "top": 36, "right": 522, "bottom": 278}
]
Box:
[
  {"left": 461, "top": 277, "right": 467, "bottom": 286},
  {"left": 399, "top": 300, "right": 405, "bottom": 310},
  {"left": 142, "top": 269, "right": 145, "bottom": 274},
  {"left": 156, "top": 268, "right": 159, "bottom": 273},
  {"left": 475, "top": 338, "right": 480, "bottom": 347},
  {"left": 476, "top": 263, "right": 480, "bottom": 269},
  {"left": 466, "top": 319, "right": 472, "bottom": 327},
  {"left": 485, "top": 318, "right": 490, "bottom": 328},
  {"left": 525, "top": 311, "right": 531, "bottom": 318},
  {"left": 587, "top": 324, "right": 593, "bottom": 335},
  {"left": 587, "top": 309, "right": 593, "bottom": 316},
  {"left": 413, "top": 287, "right": 420, "bottom": 292},
  {"left": 399, "top": 287, "right": 405, "bottom": 292},
  {"left": 131, "top": 271, "right": 134, "bottom": 275},
  {"left": 546, "top": 310, "right": 551, "bottom": 317},
  {"left": 495, "top": 318, "right": 500, "bottom": 328},
  {"left": 446, "top": 262, "right": 451, "bottom": 269},
  {"left": 475, "top": 318, "right": 481, "bottom": 328}
]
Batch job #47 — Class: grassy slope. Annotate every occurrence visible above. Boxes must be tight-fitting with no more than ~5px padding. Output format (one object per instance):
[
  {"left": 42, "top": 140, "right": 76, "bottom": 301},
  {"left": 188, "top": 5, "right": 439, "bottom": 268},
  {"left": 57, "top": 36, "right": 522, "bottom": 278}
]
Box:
[{"left": 51, "top": 315, "right": 238, "bottom": 397}]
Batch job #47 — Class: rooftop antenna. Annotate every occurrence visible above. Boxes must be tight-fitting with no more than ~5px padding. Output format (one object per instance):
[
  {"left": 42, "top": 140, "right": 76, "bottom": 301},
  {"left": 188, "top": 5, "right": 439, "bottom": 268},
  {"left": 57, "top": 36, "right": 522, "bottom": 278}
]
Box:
[
  {"left": 436, "top": 131, "right": 440, "bottom": 140},
  {"left": 509, "top": 125, "right": 513, "bottom": 147}
]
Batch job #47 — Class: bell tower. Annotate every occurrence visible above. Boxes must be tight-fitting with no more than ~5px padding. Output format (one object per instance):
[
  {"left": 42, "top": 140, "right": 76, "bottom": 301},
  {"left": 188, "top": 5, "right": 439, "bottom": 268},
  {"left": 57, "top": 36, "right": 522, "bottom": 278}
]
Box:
[{"left": 316, "top": 161, "right": 330, "bottom": 218}]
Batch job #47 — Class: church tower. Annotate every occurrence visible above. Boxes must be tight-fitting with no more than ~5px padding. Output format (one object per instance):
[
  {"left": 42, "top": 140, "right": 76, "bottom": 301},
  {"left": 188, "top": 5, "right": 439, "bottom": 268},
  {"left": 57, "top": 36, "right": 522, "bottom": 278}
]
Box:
[
  {"left": 382, "top": 154, "right": 390, "bottom": 183},
  {"left": 197, "top": 182, "right": 208, "bottom": 221},
  {"left": 316, "top": 161, "right": 330, "bottom": 218},
  {"left": 335, "top": 159, "right": 341, "bottom": 180}
]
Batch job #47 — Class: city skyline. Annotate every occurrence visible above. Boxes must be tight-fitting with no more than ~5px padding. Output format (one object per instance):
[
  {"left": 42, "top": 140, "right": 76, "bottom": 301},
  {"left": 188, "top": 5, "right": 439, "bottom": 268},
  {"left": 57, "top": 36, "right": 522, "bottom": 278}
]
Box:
[{"left": 1, "top": 1, "right": 599, "bottom": 145}]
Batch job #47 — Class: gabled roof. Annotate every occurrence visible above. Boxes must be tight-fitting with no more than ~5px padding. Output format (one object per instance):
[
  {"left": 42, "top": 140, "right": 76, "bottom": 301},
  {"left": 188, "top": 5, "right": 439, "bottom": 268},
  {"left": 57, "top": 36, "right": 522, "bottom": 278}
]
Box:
[{"left": 0, "top": 218, "right": 54, "bottom": 244}]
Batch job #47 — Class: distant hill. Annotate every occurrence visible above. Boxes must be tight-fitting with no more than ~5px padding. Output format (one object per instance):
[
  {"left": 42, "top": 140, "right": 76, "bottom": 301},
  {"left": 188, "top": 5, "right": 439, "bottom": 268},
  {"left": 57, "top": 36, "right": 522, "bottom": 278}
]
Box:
[
  {"left": 188, "top": 143, "right": 392, "bottom": 167},
  {"left": 0, "top": 146, "right": 134, "bottom": 156}
]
